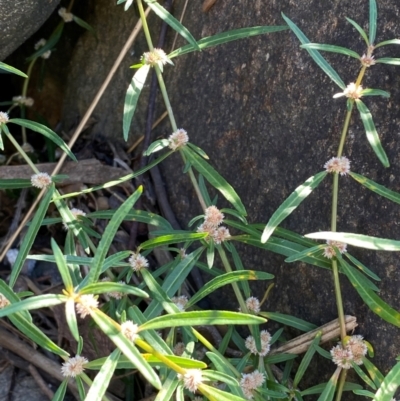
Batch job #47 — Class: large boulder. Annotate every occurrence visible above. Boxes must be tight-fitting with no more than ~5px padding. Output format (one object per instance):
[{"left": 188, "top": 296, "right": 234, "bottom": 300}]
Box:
[{"left": 0, "top": 0, "right": 60, "bottom": 61}]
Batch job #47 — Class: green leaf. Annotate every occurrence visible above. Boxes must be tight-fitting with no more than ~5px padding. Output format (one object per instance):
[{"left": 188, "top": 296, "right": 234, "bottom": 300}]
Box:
[
  {"left": 51, "top": 238, "right": 73, "bottom": 291},
  {"left": 140, "top": 310, "right": 265, "bottom": 331},
  {"left": 143, "top": 0, "right": 199, "bottom": 50},
  {"left": 206, "top": 241, "right": 215, "bottom": 268},
  {"left": 200, "top": 384, "right": 248, "bottom": 401},
  {"left": 346, "top": 18, "right": 369, "bottom": 46},
  {"left": 355, "top": 100, "right": 389, "bottom": 167},
  {"left": 65, "top": 298, "right": 79, "bottom": 342},
  {"left": 345, "top": 253, "right": 380, "bottom": 281},
  {"left": 361, "top": 89, "right": 390, "bottom": 98},
  {"left": 352, "top": 362, "right": 376, "bottom": 390},
  {"left": 301, "top": 381, "right": 362, "bottom": 396},
  {"left": 202, "top": 369, "right": 242, "bottom": 396},
  {"left": 350, "top": 172, "right": 400, "bottom": 206},
  {"left": 259, "top": 311, "right": 317, "bottom": 332},
  {"left": 257, "top": 387, "right": 288, "bottom": 399},
  {"left": 305, "top": 231, "right": 400, "bottom": 251},
  {"left": 84, "top": 186, "right": 142, "bottom": 286},
  {"left": 339, "top": 257, "right": 400, "bottom": 327},
  {"left": 91, "top": 309, "right": 161, "bottom": 389},
  {"left": 187, "top": 143, "right": 209, "bottom": 159},
  {"left": 85, "top": 348, "right": 120, "bottom": 401},
  {"left": 52, "top": 379, "right": 69, "bottom": 401},
  {"left": 369, "top": 0, "right": 377, "bottom": 45},
  {"left": 285, "top": 244, "right": 326, "bottom": 263},
  {"left": 123, "top": 65, "right": 150, "bottom": 141},
  {"left": 0, "top": 61, "right": 28, "bottom": 77},
  {"left": 154, "top": 370, "right": 179, "bottom": 401},
  {"left": 0, "top": 294, "right": 67, "bottom": 318},
  {"left": 186, "top": 270, "right": 273, "bottom": 308},
  {"left": 264, "top": 353, "right": 298, "bottom": 364},
  {"left": 9, "top": 186, "right": 54, "bottom": 288},
  {"left": 353, "top": 389, "right": 375, "bottom": 398},
  {"left": 8, "top": 119, "right": 77, "bottom": 161},
  {"left": 373, "top": 361, "right": 400, "bottom": 401},
  {"left": 375, "top": 57, "right": 400, "bottom": 65},
  {"left": 0, "top": 179, "right": 32, "bottom": 189},
  {"left": 169, "top": 25, "right": 288, "bottom": 59},
  {"left": 183, "top": 147, "right": 247, "bottom": 216},
  {"left": 143, "top": 139, "right": 170, "bottom": 156},
  {"left": 317, "top": 368, "right": 341, "bottom": 401},
  {"left": 364, "top": 358, "right": 384, "bottom": 388},
  {"left": 140, "top": 232, "right": 207, "bottom": 250},
  {"left": 27, "top": 22, "right": 64, "bottom": 60},
  {"left": 261, "top": 171, "right": 327, "bottom": 243},
  {"left": 79, "top": 282, "right": 149, "bottom": 298},
  {"left": 73, "top": 16, "right": 97, "bottom": 38},
  {"left": 375, "top": 39, "right": 400, "bottom": 48},
  {"left": 282, "top": 14, "right": 346, "bottom": 89},
  {"left": 300, "top": 43, "right": 359, "bottom": 59}
]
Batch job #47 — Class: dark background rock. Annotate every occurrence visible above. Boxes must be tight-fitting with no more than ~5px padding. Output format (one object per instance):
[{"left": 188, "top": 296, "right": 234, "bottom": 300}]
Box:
[
  {"left": 0, "top": 0, "right": 61, "bottom": 61},
  {"left": 2, "top": 0, "right": 400, "bottom": 395}
]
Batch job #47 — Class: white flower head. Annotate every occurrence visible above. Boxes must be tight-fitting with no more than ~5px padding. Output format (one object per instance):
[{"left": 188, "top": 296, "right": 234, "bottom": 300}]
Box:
[
  {"left": 75, "top": 294, "right": 98, "bottom": 318},
  {"left": 142, "top": 48, "right": 171, "bottom": 68},
  {"left": 0, "top": 293, "right": 10, "bottom": 309},
  {"left": 324, "top": 156, "right": 350, "bottom": 175},
  {"left": 128, "top": 253, "right": 149, "bottom": 271},
  {"left": 61, "top": 355, "right": 88, "bottom": 377},
  {"left": 360, "top": 54, "right": 376, "bottom": 67},
  {"left": 63, "top": 208, "right": 86, "bottom": 230},
  {"left": 12, "top": 96, "right": 34, "bottom": 107},
  {"left": 0, "top": 112, "right": 9, "bottom": 124},
  {"left": 34, "top": 39, "right": 51, "bottom": 59},
  {"left": 333, "top": 83, "right": 363, "bottom": 99},
  {"left": 323, "top": 240, "right": 347, "bottom": 259},
  {"left": 346, "top": 335, "right": 367, "bottom": 365},
  {"left": 58, "top": 7, "right": 74, "bottom": 22},
  {"left": 330, "top": 344, "right": 353, "bottom": 369},
  {"left": 245, "top": 297, "right": 261, "bottom": 313},
  {"left": 240, "top": 370, "right": 265, "bottom": 400},
  {"left": 121, "top": 320, "right": 139, "bottom": 342},
  {"left": 172, "top": 295, "right": 189, "bottom": 311},
  {"left": 212, "top": 226, "right": 231, "bottom": 244},
  {"left": 177, "top": 369, "right": 203, "bottom": 393},
  {"left": 245, "top": 330, "right": 271, "bottom": 357},
  {"left": 205, "top": 206, "right": 224, "bottom": 227},
  {"left": 31, "top": 172, "right": 52, "bottom": 189},
  {"left": 168, "top": 129, "right": 189, "bottom": 151}
]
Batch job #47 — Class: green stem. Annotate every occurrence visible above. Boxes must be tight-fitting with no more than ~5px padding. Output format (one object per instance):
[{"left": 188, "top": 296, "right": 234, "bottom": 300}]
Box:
[
  {"left": 335, "top": 370, "right": 347, "bottom": 401},
  {"left": 336, "top": 103, "right": 353, "bottom": 158},
  {"left": 136, "top": 0, "right": 154, "bottom": 52},
  {"left": 20, "top": 58, "right": 37, "bottom": 144}
]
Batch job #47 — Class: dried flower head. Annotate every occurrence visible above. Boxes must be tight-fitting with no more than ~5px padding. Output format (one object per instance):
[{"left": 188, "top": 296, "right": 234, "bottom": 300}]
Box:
[
  {"left": 333, "top": 83, "right": 363, "bottom": 99},
  {"left": 121, "top": 320, "right": 139, "bottom": 342},
  {"left": 346, "top": 335, "right": 367, "bottom": 365},
  {"left": 330, "top": 344, "right": 353, "bottom": 369},
  {"left": 0, "top": 294, "right": 10, "bottom": 309},
  {"left": 245, "top": 330, "right": 271, "bottom": 357},
  {"left": 240, "top": 370, "right": 265, "bottom": 400},
  {"left": 75, "top": 294, "right": 98, "bottom": 318},
  {"left": 360, "top": 54, "right": 376, "bottom": 67},
  {"left": 245, "top": 297, "right": 261, "bottom": 314},
  {"left": 172, "top": 295, "right": 189, "bottom": 311},
  {"left": 61, "top": 355, "right": 88, "bottom": 377},
  {"left": 12, "top": 96, "right": 34, "bottom": 107},
  {"left": 177, "top": 369, "right": 204, "bottom": 393},
  {"left": 142, "top": 48, "right": 171, "bottom": 68},
  {"left": 205, "top": 206, "right": 224, "bottom": 227},
  {"left": 168, "top": 128, "right": 189, "bottom": 151},
  {"left": 173, "top": 342, "right": 186, "bottom": 356},
  {"left": 0, "top": 112, "right": 9, "bottom": 124},
  {"left": 323, "top": 240, "right": 347, "bottom": 259},
  {"left": 31, "top": 172, "right": 52, "bottom": 189},
  {"left": 58, "top": 7, "right": 74, "bottom": 22},
  {"left": 128, "top": 253, "right": 149, "bottom": 272},
  {"left": 212, "top": 226, "right": 231, "bottom": 244},
  {"left": 324, "top": 156, "right": 351, "bottom": 175}
]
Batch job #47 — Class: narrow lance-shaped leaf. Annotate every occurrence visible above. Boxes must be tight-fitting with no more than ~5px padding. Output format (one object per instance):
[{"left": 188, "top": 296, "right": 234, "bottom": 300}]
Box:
[
  {"left": 369, "top": 0, "right": 377, "bottom": 45},
  {"left": 346, "top": 18, "right": 369, "bottom": 46},
  {"left": 361, "top": 89, "right": 390, "bottom": 98},
  {"left": 260, "top": 312, "right": 317, "bottom": 332},
  {"left": 51, "top": 238, "right": 73, "bottom": 291},
  {"left": 144, "top": 0, "right": 199, "bottom": 50},
  {"left": 305, "top": 231, "right": 400, "bottom": 251},
  {"left": 0, "top": 61, "right": 28, "bottom": 78},
  {"left": 139, "top": 232, "right": 207, "bottom": 250},
  {"left": 79, "top": 282, "right": 149, "bottom": 298},
  {"left": 317, "top": 367, "right": 341, "bottom": 401},
  {"left": 9, "top": 186, "right": 54, "bottom": 288},
  {"left": 345, "top": 253, "right": 380, "bottom": 281},
  {"left": 285, "top": 244, "right": 326, "bottom": 263},
  {"left": 65, "top": 298, "right": 79, "bottom": 342},
  {"left": 375, "top": 39, "right": 400, "bottom": 48},
  {"left": 169, "top": 25, "right": 288, "bottom": 59},
  {"left": 0, "top": 179, "right": 32, "bottom": 189},
  {"left": 27, "top": 22, "right": 64, "bottom": 60},
  {"left": 282, "top": 13, "right": 346, "bottom": 89},
  {"left": 52, "top": 379, "right": 69, "bottom": 401},
  {"left": 182, "top": 146, "right": 247, "bottom": 216},
  {"left": 355, "top": 100, "right": 389, "bottom": 167},
  {"left": 300, "top": 43, "right": 360, "bottom": 59},
  {"left": 73, "top": 16, "right": 97, "bottom": 38},
  {"left": 261, "top": 171, "right": 327, "bottom": 243},
  {"left": 123, "top": 65, "right": 150, "bottom": 141},
  {"left": 375, "top": 57, "right": 400, "bottom": 65}
]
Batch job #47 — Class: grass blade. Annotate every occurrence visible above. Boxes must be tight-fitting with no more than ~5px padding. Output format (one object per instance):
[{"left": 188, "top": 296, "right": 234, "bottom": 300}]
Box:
[
  {"left": 0, "top": 61, "right": 28, "bottom": 78},
  {"left": 169, "top": 25, "right": 288, "bottom": 58},
  {"left": 346, "top": 18, "right": 369, "bottom": 46},
  {"left": 301, "top": 44, "right": 359, "bottom": 59},
  {"left": 51, "top": 238, "right": 73, "bottom": 291},
  {"left": 373, "top": 361, "right": 400, "bottom": 401},
  {"left": 285, "top": 244, "right": 326, "bottom": 263},
  {"left": 80, "top": 282, "right": 149, "bottom": 298},
  {"left": 375, "top": 57, "right": 400, "bottom": 65},
  {"left": 0, "top": 179, "right": 32, "bottom": 189},
  {"left": 375, "top": 39, "right": 400, "bottom": 48},
  {"left": 282, "top": 13, "right": 345, "bottom": 89},
  {"left": 361, "top": 89, "right": 390, "bottom": 97},
  {"left": 139, "top": 232, "right": 207, "bottom": 250},
  {"left": 65, "top": 298, "right": 79, "bottom": 342},
  {"left": 260, "top": 312, "right": 317, "bottom": 332},
  {"left": 261, "top": 171, "right": 327, "bottom": 243},
  {"left": 356, "top": 99, "right": 389, "bottom": 167},
  {"left": 369, "top": 0, "right": 377, "bottom": 45},
  {"left": 317, "top": 367, "right": 341, "bottom": 401},
  {"left": 123, "top": 65, "right": 150, "bottom": 141}
]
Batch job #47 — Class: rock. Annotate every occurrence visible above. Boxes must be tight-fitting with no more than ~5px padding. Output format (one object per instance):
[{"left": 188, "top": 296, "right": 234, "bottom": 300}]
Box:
[{"left": 0, "top": 0, "right": 61, "bottom": 61}]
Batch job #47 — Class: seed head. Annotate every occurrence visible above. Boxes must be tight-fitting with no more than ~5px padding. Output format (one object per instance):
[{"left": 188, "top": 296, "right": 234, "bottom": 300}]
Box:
[
  {"left": 177, "top": 369, "right": 203, "bottom": 393},
  {"left": 245, "top": 297, "right": 261, "bottom": 313},
  {"left": 245, "top": 330, "right": 271, "bottom": 357},
  {"left": 61, "top": 355, "right": 88, "bottom": 377},
  {"left": 58, "top": 7, "right": 74, "bottom": 22},
  {"left": 173, "top": 342, "right": 186, "bottom": 356},
  {"left": 240, "top": 370, "right": 265, "bottom": 400},
  {"left": 75, "top": 294, "right": 98, "bottom": 318},
  {"left": 0, "top": 294, "right": 10, "bottom": 309},
  {"left": 205, "top": 206, "right": 224, "bottom": 227},
  {"left": 0, "top": 112, "right": 9, "bottom": 124},
  {"left": 346, "top": 335, "right": 367, "bottom": 365},
  {"left": 212, "top": 226, "right": 231, "bottom": 244},
  {"left": 330, "top": 344, "right": 353, "bottom": 369},
  {"left": 128, "top": 253, "right": 149, "bottom": 271},
  {"left": 172, "top": 295, "right": 189, "bottom": 311},
  {"left": 120, "top": 320, "right": 139, "bottom": 342},
  {"left": 31, "top": 172, "right": 52, "bottom": 189},
  {"left": 324, "top": 156, "right": 350, "bottom": 175},
  {"left": 168, "top": 128, "right": 189, "bottom": 151},
  {"left": 12, "top": 96, "right": 34, "bottom": 107},
  {"left": 142, "top": 48, "right": 171, "bottom": 68},
  {"left": 333, "top": 83, "right": 363, "bottom": 99}
]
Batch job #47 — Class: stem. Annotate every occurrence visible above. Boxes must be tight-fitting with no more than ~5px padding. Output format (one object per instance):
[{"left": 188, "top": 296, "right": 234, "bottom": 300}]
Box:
[
  {"left": 20, "top": 58, "right": 37, "bottom": 144},
  {"left": 335, "top": 370, "right": 347, "bottom": 401},
  {"left": 336, "top": 103, "right": 353, "bottom": 158},
  {"left": 185, "top": 157, "right": 207, "bottom": 211}
]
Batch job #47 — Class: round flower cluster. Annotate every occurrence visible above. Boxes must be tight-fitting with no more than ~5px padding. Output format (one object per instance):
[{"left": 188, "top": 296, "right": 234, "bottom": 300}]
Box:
[
  {"left": 245, "top": 296, "right": 261, "bottom": 314},
  {"left": 63, "top": 208, "right": 86, "bottom": 230},
  {"left": 61, "top": 355, "right": 88, "bottom": 377},
  {"left": 34, "top": 39, "right": 51, "bottom": 59},
  {"left": 142, "top": 48, "right": 171, "bottom": 68},
  {"left": 240, "top": 370, "right": 265, "bottom": 400},
  {"left": 12, "top": 96, "right": 34, "bottom": 107},
  {"left": 0, "top": 112, "right": 9, "bottom": 124},
  {"left": 330, "top": 335, "right": 368, "bottom": 369},
  {"left": 324, "top": 156, "right": 350, "bottom": 175},
  {"left": 323, "top": 240, "right": 347, "bottom": 259},
  {"left": 197, "top": 206, "right": 231, "bottom": 246},
  {"left": 168, "top": 128, "right": 189, "bottom": 151},
  {"left": 245, "top": 330, "right": 271, "bottom": 357},
  {"left": 31, "top": 172, "right": 52, "bottom": 189},
  {"left": 333, "top": 83, "right": 363, "bottom": 99},
  {"left": 0, "top": 294, "right": 10, "bottom": 309},
  {"left": 360, "top": 54, "right": 376, "bottom": 67},
  {"left": 75, "top": 294, "right": 98, "bottom": 318},
  {"left": 172, "top": 295, "right": 189, "bottom": 311},
  {"left": 128, "top": 253, "right": 149, "bottom": 272},
  {"left": 58, "top": 7, "right": 74, "bottom": 22},
  {"left": 177, "top": 369, "right": 204, "bottom": 393},
  {"left": 173, "top": 342, "right": 186, "bottom": 356},
  {"left": 120, "top": 320, "right": 139, "bottom": 342}
]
